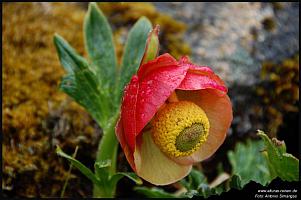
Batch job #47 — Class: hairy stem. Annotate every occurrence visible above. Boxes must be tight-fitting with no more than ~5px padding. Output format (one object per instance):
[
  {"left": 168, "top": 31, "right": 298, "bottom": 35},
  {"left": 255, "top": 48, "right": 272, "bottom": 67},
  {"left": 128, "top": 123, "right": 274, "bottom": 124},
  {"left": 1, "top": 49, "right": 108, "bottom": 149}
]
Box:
[{"left": 93, "top": 112, "right": 120, "bottom": 197}]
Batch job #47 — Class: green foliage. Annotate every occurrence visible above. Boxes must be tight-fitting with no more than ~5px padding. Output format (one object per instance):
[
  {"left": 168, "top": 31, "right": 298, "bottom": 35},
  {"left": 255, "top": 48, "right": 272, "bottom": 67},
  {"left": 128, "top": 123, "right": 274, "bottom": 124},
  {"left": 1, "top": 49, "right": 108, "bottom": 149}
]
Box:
[
  {"left": 179, "top": 168, "right": 207, "bottom": 191},
  {"left": 56, "top": 146, "right": 101, "bottom": 186},
  {"left": 54, "top": 34, "right": 110, "bottom": 128},
  {"left": 84, "top": 3, "right": 117, "bottom": 88},
  {"left": 258, "top": 130, "right": 299, "bottom": 181},
  {"left": 56, "top": 145, "right": 142, "bottom": 197},
  {"left": 54, "top": 2, "right": 122, "bottom": 129},
  {"left": 110, "top": 172, "right": 142, "bottom": 188},
  {"left": 54, "top": 5, "right": 155, "bottom": 128},
  {"left": 179, "top": 170, "right": 227, "bottom": 198},
  {"left": 54, "top": 34, "right": 89, "bottom": 73},
  {"left": 94, "top": 160, "right": 111, "bottom": 184},
  {"left": 228, "top": 139, "right": 271, "bottom": 187},
  {"left": 135, "top": 131, "right": 299, "bottom": 198},
  {"left": 115, "top": 17, "right": 152, "bottom": 103}
]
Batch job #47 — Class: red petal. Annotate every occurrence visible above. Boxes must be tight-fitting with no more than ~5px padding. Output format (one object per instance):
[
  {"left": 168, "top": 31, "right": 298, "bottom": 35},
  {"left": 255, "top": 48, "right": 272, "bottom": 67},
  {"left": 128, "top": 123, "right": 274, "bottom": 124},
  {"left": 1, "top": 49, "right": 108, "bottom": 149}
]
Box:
[
  {"left": 138, "top": 53, "right": 178, "bottom": 79},
  {"left": 135, "top": 54, "right": 189, "bottom": 137},
  {"left": 120, "top": 75, "right": 139, "bottom": 152},
  {"left": 115, "top": 117, "right": 136, "bottom": 171},
  {"left": 121, "top": 54, "right": 189, "bottom": 153},
  {"left": 177, "top": 56, "right": 227, "bottom": 93}
]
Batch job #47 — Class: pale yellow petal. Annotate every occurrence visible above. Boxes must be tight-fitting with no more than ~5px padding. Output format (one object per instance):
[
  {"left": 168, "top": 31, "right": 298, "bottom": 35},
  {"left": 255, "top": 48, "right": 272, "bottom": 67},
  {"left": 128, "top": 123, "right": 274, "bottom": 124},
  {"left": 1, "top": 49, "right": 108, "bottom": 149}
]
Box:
[{"left": 134, "top": 131, "right": 192, "bottom": 185}]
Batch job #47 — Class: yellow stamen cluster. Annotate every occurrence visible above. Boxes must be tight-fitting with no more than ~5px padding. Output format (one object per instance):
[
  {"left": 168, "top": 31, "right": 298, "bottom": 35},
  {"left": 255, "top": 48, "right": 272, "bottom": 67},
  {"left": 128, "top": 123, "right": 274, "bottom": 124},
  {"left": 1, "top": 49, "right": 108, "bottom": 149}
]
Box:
[{"left": 151, "top": 101, "right": 210, "bottom": 157}]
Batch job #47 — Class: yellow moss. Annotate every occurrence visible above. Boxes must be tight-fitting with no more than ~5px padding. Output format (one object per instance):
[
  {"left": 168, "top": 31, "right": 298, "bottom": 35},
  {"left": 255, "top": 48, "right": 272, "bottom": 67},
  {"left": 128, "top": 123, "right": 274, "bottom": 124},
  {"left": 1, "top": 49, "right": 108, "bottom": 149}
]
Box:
[
  {"left": 3, "top": 3, "right": 98, "bottom": 197},
  {"left": 151, "top": 101, "right": 209, "bottom": 157},
  {"left": 257, "top": 54, "right": 299, "bottom": 136}
]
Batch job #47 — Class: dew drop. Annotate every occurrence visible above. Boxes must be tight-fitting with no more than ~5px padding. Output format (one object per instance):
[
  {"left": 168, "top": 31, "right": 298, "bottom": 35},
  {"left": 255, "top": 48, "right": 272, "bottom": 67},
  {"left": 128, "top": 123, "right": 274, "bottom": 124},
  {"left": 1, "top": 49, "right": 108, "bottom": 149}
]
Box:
[{"left": 147, "top": 80, "right": 153, "bottom": 85}]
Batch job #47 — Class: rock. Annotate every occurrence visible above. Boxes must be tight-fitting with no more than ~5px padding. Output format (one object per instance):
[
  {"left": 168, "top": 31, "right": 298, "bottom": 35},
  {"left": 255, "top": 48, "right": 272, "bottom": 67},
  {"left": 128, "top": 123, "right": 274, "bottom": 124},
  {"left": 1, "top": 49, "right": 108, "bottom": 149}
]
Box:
[
  {"left": 154, "top": 2, "right": 275, "bottom": 87},
  {"left": 253, "top": 2, "right": 299, "bottom": 62},
  {"left": 152, "top": 2, "right": 299, "bottom": 136}
]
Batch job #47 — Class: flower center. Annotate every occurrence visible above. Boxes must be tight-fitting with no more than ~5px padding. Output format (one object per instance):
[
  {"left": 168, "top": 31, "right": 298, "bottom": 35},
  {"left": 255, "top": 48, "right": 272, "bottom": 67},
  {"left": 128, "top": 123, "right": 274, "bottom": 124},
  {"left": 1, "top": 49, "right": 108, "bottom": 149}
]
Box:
[
  {"left": 175, "top": 123, "right": 204, "bottom": 152},
  {"left": 151, "top": 101, "right": 210, "bottom": 157}
]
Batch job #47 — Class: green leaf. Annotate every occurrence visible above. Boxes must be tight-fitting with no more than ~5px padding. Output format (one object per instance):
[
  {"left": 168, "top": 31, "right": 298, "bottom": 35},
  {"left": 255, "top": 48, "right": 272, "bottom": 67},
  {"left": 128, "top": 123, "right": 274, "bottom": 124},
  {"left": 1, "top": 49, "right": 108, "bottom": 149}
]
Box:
[
  {"left": 54, "top": 34, "right": 89, "bottom": 73},
  {"left": 184, "top": 190, "right": 199, "bottom": 198},
  {"left": 60, "top": 69, "right": 110, "bottom": 127},
  {"left": 258, "top": 130, "right": 299, "bottom": 181},
  {"left": 189, "top": 168, "right": 208, "bottom": 190},
  {"left": 180, "top": 169, "right": 224, "bottom": 198},
  {"left": 228, "top": 174, "right": 243, "bottom": 190},
  {"left": 198, "top": 183, "right": 213, "bottom": 198},
  {"left": 94, "top": 160, "right": 111, "bottom": 183},
  {"left": 54, "top": 34, "right": 111, "bottom": 127},
  {"left": 134, "top": 187, "right": 178, "bottom": 198},
  {"left": 56, "top": 146, "right": 101, "bottom": 186},
  {"left": 180, "top": 168, "right": 208, "bottom": 191},
  {"left": 115, "top": 17, "right": 152, "bottom": 102},
  {"left": 179, "top": 179, "right": 190, "bottom": 191},
  {"left": 228, "top": 139, "right": 271, "bottom": 187},
  {"left": 84, "top": 2, "right": 117, "bottom": 88},
  {"left": 93, "top": 160, "right": 112, "bottom": 197},
  {"left": 140, "top": 25, "right": 160, "bottom": 65},
  {"left": 110, "top": 172, "right": 143, "bottom": 187}
]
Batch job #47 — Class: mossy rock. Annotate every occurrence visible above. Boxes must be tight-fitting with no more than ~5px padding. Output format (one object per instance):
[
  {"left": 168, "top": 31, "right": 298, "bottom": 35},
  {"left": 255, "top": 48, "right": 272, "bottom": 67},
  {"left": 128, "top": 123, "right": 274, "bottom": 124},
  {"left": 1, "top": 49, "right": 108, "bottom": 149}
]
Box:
[
  {"left": 255, "top": 54, "right": 299, "bottom": 137},
  {"left": 3, "top": 3, "right": 98, "bottom": 197}
]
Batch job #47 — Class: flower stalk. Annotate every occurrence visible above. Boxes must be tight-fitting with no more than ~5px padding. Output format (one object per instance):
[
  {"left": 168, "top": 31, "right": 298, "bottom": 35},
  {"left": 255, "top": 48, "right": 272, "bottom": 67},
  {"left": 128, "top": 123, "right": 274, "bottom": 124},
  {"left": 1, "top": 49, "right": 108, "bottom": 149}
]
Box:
[
  {"left": 54, "top": 2, "right": 153, "bottom": 197},
  {"left": 93, "top": 112, "right": 119, "bottom": 197}
]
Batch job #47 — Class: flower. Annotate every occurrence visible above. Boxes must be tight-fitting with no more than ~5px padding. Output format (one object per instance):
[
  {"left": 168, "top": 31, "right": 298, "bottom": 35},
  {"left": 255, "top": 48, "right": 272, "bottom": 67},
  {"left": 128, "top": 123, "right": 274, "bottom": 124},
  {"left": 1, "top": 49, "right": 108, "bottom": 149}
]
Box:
[{"left": 116, "top": 33, "right": 232, "bottom": 186}]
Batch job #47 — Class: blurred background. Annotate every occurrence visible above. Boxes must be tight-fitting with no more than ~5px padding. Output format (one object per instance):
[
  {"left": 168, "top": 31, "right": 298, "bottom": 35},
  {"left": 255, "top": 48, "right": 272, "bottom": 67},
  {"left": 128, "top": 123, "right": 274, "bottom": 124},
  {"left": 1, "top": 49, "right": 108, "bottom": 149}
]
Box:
[{"left": 2, "top": 2, "right": 299, "bottom": 197}]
